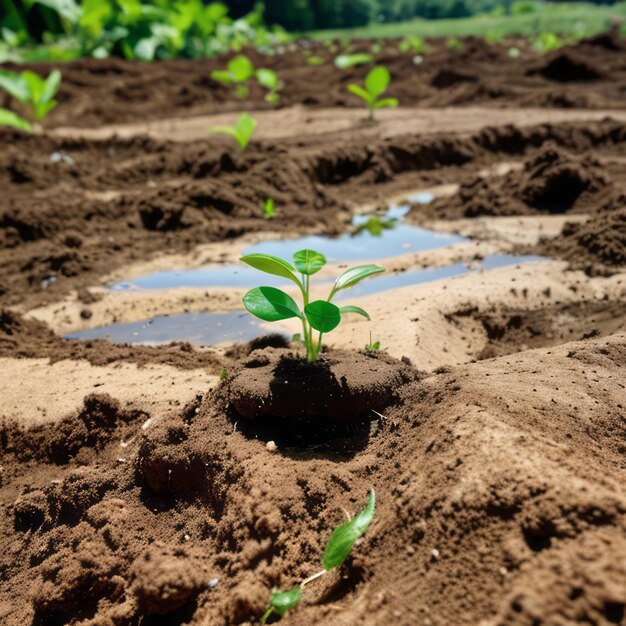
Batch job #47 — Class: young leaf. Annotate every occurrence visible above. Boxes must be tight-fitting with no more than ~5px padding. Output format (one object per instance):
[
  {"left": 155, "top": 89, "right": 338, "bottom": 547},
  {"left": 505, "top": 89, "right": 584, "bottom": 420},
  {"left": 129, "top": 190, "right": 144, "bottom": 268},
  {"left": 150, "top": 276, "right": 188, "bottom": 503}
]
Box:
[
  {"left": 0, "top": 108, "right": 32, "bottom": 131},
  {"left": 365, "top": 66, "right": 390, "bottom": 98},
  {"left": 347, "top": 84, "right": 372, "bottom": 103},
  {"left": 373, "top": 97, "right": 398, "bottom": 109},
  {"left": 260, "top": 588, "right": 301, "bottom": 624},
  {"left": 323, "top": 490, "right": 375, "bottom": 570},
  {"left": 304, "top": 300, "right": 341, "bottom": 333},
  {"left": 262, "top": 198, "right": 276, "bottom": 219},
  {"left": 256, "top": 68, "right": 279, "bottom": 91},
  {"left": 228, "top": 54, "right": 254, "bottom": 82},
  {"left": 293, "top": 249, "right": 326, "bottom": 276},
  {"left": 240, "top": 253, "right": 300, "bottom": 287},
  {"left": 41, "top": 69, "right": 61, "bottom": 105},
  {"left": 234, "top": 112, "right": 256, "bottom": 149},
  {"left": 332, "top": 265, "right": 385, "bottom": 293},
  {"left": 339, "top": 305, "right": 370, "bottom": 320},
  {"left": 243, "top": 287, "right": 301, "bottom": 322},
  {"left": 210, "top": 69, "right": 233, "bottom": 85},
  {"left": 334, "top": 53, "right": 372, "bottom": 69},
  {"left": 0, "top": 70, "right": 29, "bottom": 103}
]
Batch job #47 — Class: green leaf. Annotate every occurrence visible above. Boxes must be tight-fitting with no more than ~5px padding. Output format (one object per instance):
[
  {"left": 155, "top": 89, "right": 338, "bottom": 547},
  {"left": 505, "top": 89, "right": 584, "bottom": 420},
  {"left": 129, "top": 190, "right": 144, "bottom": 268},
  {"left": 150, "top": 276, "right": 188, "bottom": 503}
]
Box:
[
  {"left": 0, "top": 108, "right": 32, "bottom": 131},
  {"left": 373, "top": 97, "right": 398, "bottom": 110},
  {"left": 347, "top": 84, "right": 371, "bottom": 104},
  {"left": 0, "top": 70, "right": 29, "bottom": 103},
  {"left": 256, "top": 67, "right": 278, "bottom": 90},
  {"left": 33, "top": 0, "right": 82, "bottom": 24},
  {"left": 304, "top": 300, "right": 341, "bottom": 333},
  {"left": 333, "top": 264, "right": 385, "bottom": 293},
  {"left": 234, "top": 112, "right": 256, "bottom": 149},
  {"left": 323, "top": 489, "right": 375, "bottom": 570},
  {"left": 261, "top": 588, "right": 301, "bottom": 624},
  {"left": 293, "top": 249, "right": 326, "bottom": 276},
  {"left": 339, "top": 305, "right": 370, "bottom": 320},
  {"left": 334, "top": 53, "right": 372, "bottom": 69},
  {"left": 365, "top": 66, "right": 390, "bottom": 98},
  {"left": 211, "top": 69, "right": 233, "bottom": 85},
  {"left": 240, "top": 253, "right": 300, "bottom": 287},
  {"left": 228, "top": 54, "right": 254, "bottom": 82},
  {"left": 270, "top": 588, "right": 301, "bottom": 617},
  {"left": 41, "top": 69, "right": 61, "bottom": 105},
  {"left": 243, "top": 286, "right": 301, "bottom": 322},
  {"left": 262, "top": 198, "right": 275, "bottom": 219}
]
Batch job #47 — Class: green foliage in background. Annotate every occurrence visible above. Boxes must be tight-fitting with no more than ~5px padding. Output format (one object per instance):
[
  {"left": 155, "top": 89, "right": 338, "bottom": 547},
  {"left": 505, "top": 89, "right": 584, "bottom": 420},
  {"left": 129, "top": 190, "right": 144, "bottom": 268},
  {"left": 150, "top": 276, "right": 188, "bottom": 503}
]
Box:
[{"left": 0, "top": 0, "right": 290, "bottom": 62}]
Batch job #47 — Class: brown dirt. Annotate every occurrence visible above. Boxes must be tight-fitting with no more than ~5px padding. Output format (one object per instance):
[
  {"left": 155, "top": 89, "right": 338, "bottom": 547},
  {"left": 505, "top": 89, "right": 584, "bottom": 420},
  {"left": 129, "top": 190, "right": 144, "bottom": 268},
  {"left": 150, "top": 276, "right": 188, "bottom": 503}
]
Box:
[
  {"left": 227, "top": 347, "right": 415, "bottom": 424},
  {"left": 1, "top": 336, "right": 625, "bottom": 625},
  {"left": 2, "top": 33, "right": 626, "bottom": 129},
  {"left": 2, "top": 34, "right": 626, "bottom": 626}
]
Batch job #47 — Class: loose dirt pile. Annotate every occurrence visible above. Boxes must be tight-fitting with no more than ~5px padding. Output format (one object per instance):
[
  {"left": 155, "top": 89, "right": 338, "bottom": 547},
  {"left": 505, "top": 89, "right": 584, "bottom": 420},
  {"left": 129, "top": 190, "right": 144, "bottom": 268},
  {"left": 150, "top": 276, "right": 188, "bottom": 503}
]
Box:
[{"left": 1, "top": 336, "right": 624, "bottom": 625}]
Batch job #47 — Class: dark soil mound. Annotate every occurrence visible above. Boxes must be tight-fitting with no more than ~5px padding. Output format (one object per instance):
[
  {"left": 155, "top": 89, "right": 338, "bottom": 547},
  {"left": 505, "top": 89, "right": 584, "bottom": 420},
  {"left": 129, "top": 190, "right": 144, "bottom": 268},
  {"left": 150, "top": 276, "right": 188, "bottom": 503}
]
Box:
[
  {"left": 530, "top": 51, "right": 604, "bottom": 82},
  {"left": 227, "top": 348, "right": 415, "bottom": 423},
  {"left": 542, "top": 207, "right": 626, "bottom": 275},
  {"left": 412, "top": 143, "right": 612, "bottom": 220}
]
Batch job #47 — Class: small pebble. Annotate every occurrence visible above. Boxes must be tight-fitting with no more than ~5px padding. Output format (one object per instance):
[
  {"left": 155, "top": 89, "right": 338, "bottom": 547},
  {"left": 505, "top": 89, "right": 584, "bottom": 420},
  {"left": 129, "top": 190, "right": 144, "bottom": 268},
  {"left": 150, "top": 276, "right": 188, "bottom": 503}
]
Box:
[
  {"left": 209, "top": 578, "right": 219, "bottom": 588},
  {"left": 266, "top": 441, "right": 278, "bottom": 453},
  {"left": 431, "top": 548, "right": 440, "bottom": 560}
]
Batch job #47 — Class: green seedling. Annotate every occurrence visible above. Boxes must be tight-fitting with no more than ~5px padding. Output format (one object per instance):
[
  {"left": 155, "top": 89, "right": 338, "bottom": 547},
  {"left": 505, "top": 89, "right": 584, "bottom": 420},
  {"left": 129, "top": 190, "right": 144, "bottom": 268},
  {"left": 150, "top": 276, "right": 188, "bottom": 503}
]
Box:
[
  {"left": 241, "top": 251, "right": 383, "bottom": 362},
  {"left": 446, "top": 37, "right": 465, "bottom": 52},
  {"left": 261, "top": 198, "right": 276, "bottom": 219},
  {"left": 352, "top": 215, "right": 396, "bottom": 237},
  {"left": 0, "top": 68, "right": 61, "bottom": 131},
  {"left": 533, "top": 32, "right": 564, "bottom": 52},
  {"left": 347, "top": 65, "right": 398, "bottom": 121},
  {"left": 307, "top": 55, "right": 324, "bottom": 66},
  {"left": 219, "top": 368, "right": 229, "bottom": 380},
  {"left": 210, "top": 54, "right": 254, "bottom": 98},
  {"left": 365, "top": 332, "right": 380, "bottom": 353},
  {"left": 399, "top": 36, "right": 426, "bottom": 54},
  {"left": 260, "top": 588, "right": 301, "bottom": 624},
  {"left": 259, "top": 490, "right": 375, "bottom": 622},
  {"left": 256, "top": 67, "right": 281, "bottom": 104},
  {"left": 209, "top": 113, "right": 257, "bottom": 151},
  {"left": 334, "top": 53, "right": 372, "bottom": 69}
]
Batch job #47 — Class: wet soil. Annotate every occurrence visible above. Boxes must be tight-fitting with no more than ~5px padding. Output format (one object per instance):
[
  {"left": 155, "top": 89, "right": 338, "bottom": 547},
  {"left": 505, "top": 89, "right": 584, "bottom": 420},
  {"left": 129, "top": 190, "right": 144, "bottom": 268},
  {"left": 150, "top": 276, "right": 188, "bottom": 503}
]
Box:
[{"left": 2, "top": 33, "right": 626, "bottom": 626}]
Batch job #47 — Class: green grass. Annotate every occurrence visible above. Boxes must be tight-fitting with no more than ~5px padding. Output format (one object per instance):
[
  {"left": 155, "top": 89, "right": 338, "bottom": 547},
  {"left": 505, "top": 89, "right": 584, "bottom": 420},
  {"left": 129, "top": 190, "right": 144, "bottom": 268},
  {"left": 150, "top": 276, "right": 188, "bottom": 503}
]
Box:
[{"left": 307, "top": 2, "right": 626, "bottom": 41}]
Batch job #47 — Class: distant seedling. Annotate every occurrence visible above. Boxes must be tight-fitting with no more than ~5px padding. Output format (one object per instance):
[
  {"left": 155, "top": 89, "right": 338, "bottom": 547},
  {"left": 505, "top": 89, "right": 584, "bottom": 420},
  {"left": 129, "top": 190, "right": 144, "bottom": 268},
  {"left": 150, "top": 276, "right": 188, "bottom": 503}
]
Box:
[
  {"left": 260, "top": 490, "right": 376, "bottom": 622},
  {"left": 347, "top": 65, "right": 398, "bottom": 121},
  {"left": 211, "top": 54, "right": 254, "bottom": 98},
  {"left": 261, "top": 197, "right": 276, "bottom": 219},
  {"left": 241, "top": 251, "right": 383, "bottom": 362},
  {"left": 446, "top": 37, "right": 465, "bottom": 52},
  {"left": 0, "top": 68, "right": 61, "bottom": 131},
  {"left": 399, "top": 36, "right": 427, "bottom": 54},
  {"left": 334, "top": 53, "right": 373, "bottom": 69},
  {"left": 209, "top": 113, "right": 257, "bottom": 151},
  {"left": 211, "top": 54, "right": 281, "bottom": 103},
  {"left": 365, "top": 332, "right": 380, "bottom": 353}
]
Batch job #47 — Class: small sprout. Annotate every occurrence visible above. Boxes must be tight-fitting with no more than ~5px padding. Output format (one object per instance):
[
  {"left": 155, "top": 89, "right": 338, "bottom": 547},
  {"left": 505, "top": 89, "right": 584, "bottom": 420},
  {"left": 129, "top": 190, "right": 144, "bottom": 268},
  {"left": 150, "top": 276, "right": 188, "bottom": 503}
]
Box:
[
  {"left": 0, "top": 68, "right": 61, "bottom": 131},
  {"left": 211, "top": 54, "right": 254, "bottom": 99},
  {"left": 219, "top": 368, "right": 229, "bottom": 380},
  {"left": 399, "top": 36, "right": 427, "bottom": 54},
  {"left": 256, "top": 68, "right": 281, "bottom": 104},
  {"left": 241, "top": 250, "right": 383, "bottom": 362},
  {"left": 307, "top": 56, "right": 325, "bottom": 66},
  {"left": 209, "top": 113, "right": 257, "bottom": 151},
  {"left": 323, "top": 489, "right": 376, "bottom": 570},
  {"left": 347, "top": 65, "right": 398, "bottom": 121},
  {"left": 508, "top": 47, "right": 521, "bottom": 58},
  {"left": 352, "top": 215, "right": 396, "bottom": 237},
  {"left": 260, "top": 587, "right": 301, "bottom": 624},
  {"left": 446, "top": 37, "right": 465, "bottom": 52},
  {"left": 334, "top": 53, "right": 373, "bottom": 69},
  {"left": 365, "top": 332, "right": 380, "bottom": 353},
  {"left": 533, "top": 32, "right": 563, "bottom": 53},
  {"left": 262, "top": 197, "right": 276, "bottom": 219}
]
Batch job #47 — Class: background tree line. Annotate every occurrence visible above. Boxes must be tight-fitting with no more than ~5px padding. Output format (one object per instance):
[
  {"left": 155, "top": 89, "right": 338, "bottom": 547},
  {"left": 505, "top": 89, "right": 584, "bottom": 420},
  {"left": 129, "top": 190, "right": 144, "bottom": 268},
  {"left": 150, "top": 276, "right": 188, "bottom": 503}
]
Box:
[{"left": 228, "top": 0, "right": 622, "bottom": 31}]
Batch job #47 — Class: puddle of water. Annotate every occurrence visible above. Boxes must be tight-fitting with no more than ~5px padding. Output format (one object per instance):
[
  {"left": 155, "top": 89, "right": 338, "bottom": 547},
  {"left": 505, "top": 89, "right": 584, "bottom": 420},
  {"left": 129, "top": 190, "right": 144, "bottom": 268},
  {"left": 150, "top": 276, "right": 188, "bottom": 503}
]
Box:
[
  {"left": 74, "top": 254, "right": 546, "bottom": 347},
  {"left": 335, "top": 254, "right": 546, "bottom": 299},
  {"left": 66, "top": 311, "right": 274, "bottom": 346},
  {"left": 113, "top": 194, "right": 466, "bottom": 291}
]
